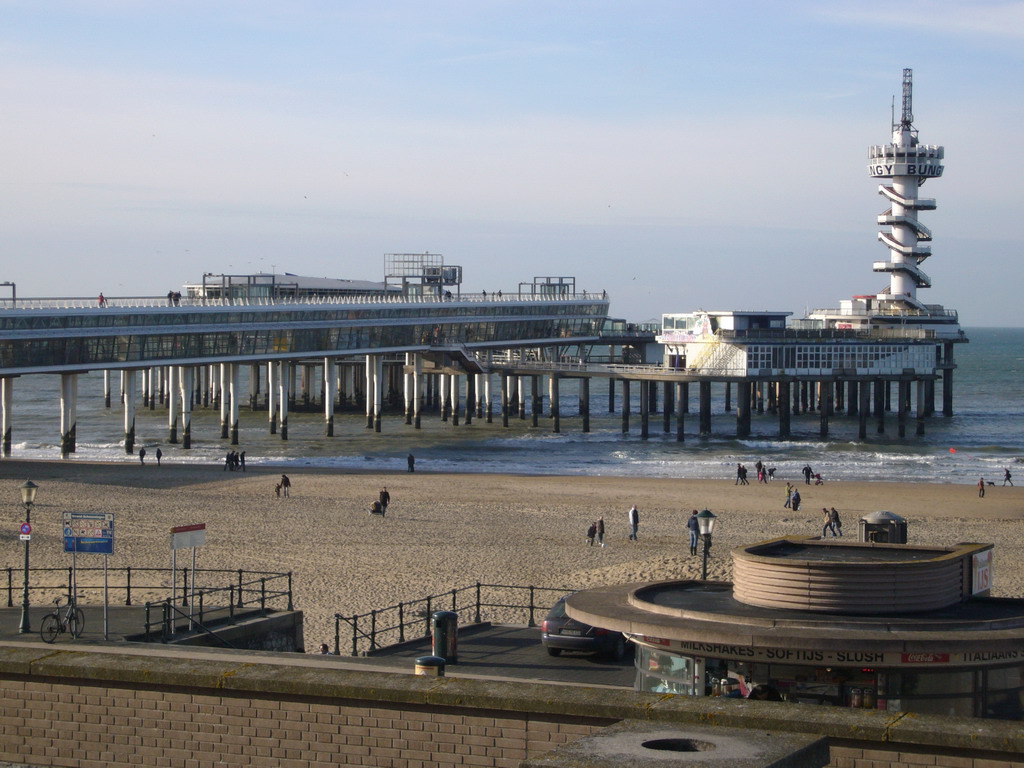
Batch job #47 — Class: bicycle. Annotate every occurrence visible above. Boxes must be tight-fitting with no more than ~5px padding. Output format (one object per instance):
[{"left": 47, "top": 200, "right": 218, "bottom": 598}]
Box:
[{"left": 39, "top": 596, "right": 85, "bottom": 643}]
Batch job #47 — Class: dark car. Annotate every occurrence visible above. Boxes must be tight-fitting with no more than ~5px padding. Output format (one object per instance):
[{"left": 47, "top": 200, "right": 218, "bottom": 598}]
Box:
[{"left": 540, "top": 596, "right": 629, "bottom": 660}]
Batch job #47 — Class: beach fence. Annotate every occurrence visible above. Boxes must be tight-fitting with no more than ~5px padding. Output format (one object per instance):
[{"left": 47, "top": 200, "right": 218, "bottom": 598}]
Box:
[
  {"left": 5, "top": 565, "right": 292, "bottom": 644},
  {"left": 334, "top": 582, "right": 569, "bottom": 656}
]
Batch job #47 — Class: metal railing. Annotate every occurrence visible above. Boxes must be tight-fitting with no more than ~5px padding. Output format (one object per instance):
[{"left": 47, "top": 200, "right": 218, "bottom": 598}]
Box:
[
  {"left": 5, "top": 565, "right": 291, "bottom": 609},
  {"left": 140, "top": 569, "right": 292, "bottom": 643},
  {"left": 333, "top": 582, "right": 569, "bottom": 656},
  {"left": 0, "top": 291, "right": 609, "bottom": 312}
]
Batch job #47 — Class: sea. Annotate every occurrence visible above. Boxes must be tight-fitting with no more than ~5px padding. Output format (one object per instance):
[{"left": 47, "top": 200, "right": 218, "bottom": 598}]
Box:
[{"left": 4, "top": 327, "right": 1022, "bottom": 485}]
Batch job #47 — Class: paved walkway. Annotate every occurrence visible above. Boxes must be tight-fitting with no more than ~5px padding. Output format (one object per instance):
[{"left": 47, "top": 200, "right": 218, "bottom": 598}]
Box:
[{"left": 0, "top": 605, "right": 635, "bottom": 688}]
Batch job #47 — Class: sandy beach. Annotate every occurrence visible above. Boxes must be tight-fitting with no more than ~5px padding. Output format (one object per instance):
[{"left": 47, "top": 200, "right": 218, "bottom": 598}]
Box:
[{"left": 1, "top": 459, "right": 1022, "bottom": 651}]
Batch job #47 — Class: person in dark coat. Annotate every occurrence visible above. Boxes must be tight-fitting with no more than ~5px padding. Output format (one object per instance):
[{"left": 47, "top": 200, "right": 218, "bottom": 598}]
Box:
[
  {"left": 138, "top": 447, "right": 146, "bottom": 465},
  {"left": 281, "top": 474, "right": 291, "bottom": 497},
  {"left": 379, "top": 487, "right": 390, "bottom": 511},
  {"left": 407, "top": 454, "right": 415, "bottom": 472}
]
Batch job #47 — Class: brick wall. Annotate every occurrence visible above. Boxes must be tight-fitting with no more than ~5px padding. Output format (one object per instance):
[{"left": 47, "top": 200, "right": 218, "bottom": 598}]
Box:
[
  {"left": 0, "top": 676, "right": 608, "bottom": 768},
  {"left": 1, "top": 645, "right": 1022, "bottom": 768}
]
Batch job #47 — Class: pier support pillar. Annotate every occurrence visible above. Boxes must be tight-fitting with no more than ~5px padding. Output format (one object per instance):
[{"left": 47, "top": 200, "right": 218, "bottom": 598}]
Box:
[
  {"left": 874, "top": 379, "right": 885, "bottom": 433},
  {"left": 123, "top": 370, "right": 136, "bottom": 454},
  {"left": 724, "top": 382, "right": 731, "bottom": 412},
  {"left": 942, "top": 343, "right": 955, "bottom": 416},
  {"left": 897, "top": 380, "right": 908, "bottom": 437},
  {"left": 847, "top": 381, "right": 858, "bottom": 417},
  {"left": 736, "top": 381, "right": 751, "bottom": 438},
  {"left": 608, "top": 378, "right": 615, "bottom": 414},
  {"left": 60, "top": 373, "right": 77, "bottom": 457},
  {"left": 698, "top": 381, "right": 711, "bottom": 437},
  {"left": 181, "top": 366, "right": 193, "bottom": 449},
  {"left": 755, "top": 383, "right": 764, "bottom": 414},
  {"left": 103, "top": 370, "right": 111, "bottom": 408},
  {"left": 267, "top": 361, "right": 277, "bottom": 434},
  {"left": 373, "top": 356, "right": 383, "bottom": 432},
  {"left": 403, "top": 354, "right": 413, "bottom": 425},
  {"left": 551, "top": 375, "right": 560, "bottom": 434},
  {"left": 167, "top": 366, "right": 179, "bottom": 444},
  {"left": 413, "top": 355, "right": 423, "bottom": 429},
  {"left": 916, "top": 379, "right": 926, "bottom": 436},
  {"left": 1, "top": 377, "right": 12, "bottom": 457},
  {"left": 620, "top": 380, "right": 630, "bottom": 433},
  {"left": 819, "top": 381, "right": 832, "bottom": 438},
  {"left": 581, "top": 378, "right": 590, "bottom": 433},
  {"left": 483, "top": 373, "right": 492, "bottom": 423},
  {"left": 465, "top": 372, "right": 474, "bottom": 426},
  {"left": 640, "top": 380, "right": 649, "bottom": 440},
  {"left": 278, "top": 361, "right": 290, "bottom": 440},
  {"left": 662, "top": 382, "right": 672, "bottom": 433},
  {"left": 671, "top": 382, "right": 688, "bottom": 442},
  {"left": 682, "top": 382, "right": 690, "bottom": 414},
  {"left": 501, "top": 374, "right": 509, "bottom": 428},
  {"left": 800, "top": 382, "right": 808, "bottom": 413},
  {"left": 365, "top": 356, "right": 374, "bottom": 429},
  {"left": 229, "top": 363, "right": 240, "bottom": 445},
  {"left": 778, "top": 380, "right": 791, "bottom": 439},
  {"left": 325, "top": 359, "right": 338, "bottom": 436},
  {"left": 858, "top": 380, "right": 871, "bottom": 440},
  {"left": 450, "top": 374, "right": 460, "bottom": 426},
  {"left": 925, "top": 379, "right": 936, "bottom": 417},
  {"left": 531, "top": 376, "right": 540, "bottom": 428},
  {"left": 519, "top": 376, "right": 528, "bottom": 420},
  {"left": 440, "top": 373, "right": 450, "bottom": 422},
  {"left": 219, "top": 364, "right": 230, "bottom": 439}
]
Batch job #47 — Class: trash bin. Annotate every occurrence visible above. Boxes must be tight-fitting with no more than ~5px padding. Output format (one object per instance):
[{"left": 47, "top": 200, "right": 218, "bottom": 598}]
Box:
[
  {"left": 431, "top": 610, "right": 458, "bottom": 663},
  {"left": 859, "top": 511, "right": 908, "bottom": 544},
  {"left": 415, "top": 655, "right": 446, "bottom": 676}
]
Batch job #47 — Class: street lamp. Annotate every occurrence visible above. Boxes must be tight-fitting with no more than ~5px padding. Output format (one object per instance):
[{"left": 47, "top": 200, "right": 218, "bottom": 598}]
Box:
[
  {"left": 18, "top": 480, "right": 38, "bottom": 633},
  {"left": 696, "top": 509, "right": 718, "bottom": 581}
]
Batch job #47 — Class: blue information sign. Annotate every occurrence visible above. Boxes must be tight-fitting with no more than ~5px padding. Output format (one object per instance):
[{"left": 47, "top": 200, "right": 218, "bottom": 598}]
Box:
[{"left": 63, "top": 511, "right": 115, "bottom": 555}]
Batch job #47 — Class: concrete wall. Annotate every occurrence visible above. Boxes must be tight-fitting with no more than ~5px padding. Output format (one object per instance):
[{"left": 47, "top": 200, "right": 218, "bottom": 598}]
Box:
[{"left": 0, "top": 644, "right": 1022, "bottom": 768}]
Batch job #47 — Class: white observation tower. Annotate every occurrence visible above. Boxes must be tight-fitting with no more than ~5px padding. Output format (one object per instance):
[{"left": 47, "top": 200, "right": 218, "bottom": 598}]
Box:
[{"left": 867, "top": 68, "right": 945, "bottom": 312}]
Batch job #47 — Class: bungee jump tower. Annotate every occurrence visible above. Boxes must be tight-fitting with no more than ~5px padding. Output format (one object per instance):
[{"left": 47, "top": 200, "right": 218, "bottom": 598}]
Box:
[{"left": 868, "top": 68, "right": 945, "bottom": 313}]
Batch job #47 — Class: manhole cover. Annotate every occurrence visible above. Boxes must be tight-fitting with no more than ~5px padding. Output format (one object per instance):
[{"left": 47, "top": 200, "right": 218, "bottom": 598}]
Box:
[{"left": 642, "top": 738, "right": 716, "bottom": 752}]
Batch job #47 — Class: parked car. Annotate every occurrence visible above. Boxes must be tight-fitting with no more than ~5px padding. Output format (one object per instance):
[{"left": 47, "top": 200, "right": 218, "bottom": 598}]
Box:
[{"left": 540, "top": 595, "right": 629, "bottom": 660}]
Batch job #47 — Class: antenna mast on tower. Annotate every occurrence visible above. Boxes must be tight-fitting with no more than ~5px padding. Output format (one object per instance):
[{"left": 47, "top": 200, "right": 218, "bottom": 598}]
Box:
[{"left": 901, "top": 67, "right": 914, "bottom": 129}]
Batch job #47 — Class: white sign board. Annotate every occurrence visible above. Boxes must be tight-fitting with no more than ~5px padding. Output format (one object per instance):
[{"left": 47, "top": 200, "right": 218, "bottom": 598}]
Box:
[
  {"left": 171, "top": 523, "right": 206, "bottom": 550},
  {"left": 972, "top": 549, "right": 993, "bottom": 595}
]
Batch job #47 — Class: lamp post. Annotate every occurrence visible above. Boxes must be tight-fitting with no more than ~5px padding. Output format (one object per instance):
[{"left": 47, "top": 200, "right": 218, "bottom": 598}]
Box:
[
  {"left": 18, "top": 480, "right": 38, "bottom": 633},
  {"left": 696, "top": 509, "right": 717, "bottom": 581}
]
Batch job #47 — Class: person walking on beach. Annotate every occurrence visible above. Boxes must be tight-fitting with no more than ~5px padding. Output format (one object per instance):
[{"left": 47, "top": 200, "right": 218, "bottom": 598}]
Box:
[
  {"left": 822, "top": 508, "right": 837, "bottom": 537},
  {"left": 155, "top": 447, "right": 162, "bottom": 466},
  {"left": 978, "top": 477, "right": 986, "bottom": 498},
  {"left": 735, "top": 464, "right": 744, "bottom": 485},
  {"left": 1004, "top": 468, "right": 1013, "bottom": 487},
  {"left": 628, "top": 505, "right": 640, "bottom": 541},
  {"left": 830, "top": 507, "right": 843, "bottom": 537},
  {"left": 281, "top": 474, "right": 291, "bottom": 497},
  {"left": 138, "top": 446, "right": 146, "bottom": 465},
  {"left": 687, "top": 510, "right": 700, "bottom": 555},
  {"left": 239, "top": 451, "right": 246, "bottom": 471},
  {"left": 407, "top": 453, "right": 415, "bottom": 472},
  {"left": 784, "top": 482, "right": 793, "bottom": 509},
  {"left": 586, "top": 521, "right": 597, "bottom": 546},
  {"left": 596, "top": 517, "right": 605, "bottom": 547},
  {"left": 791, "top": 489, "right": 801, "bottom": 511},
  {"left": 802, "top": 465, "right": 813, "bottom": 485},
  {"left": 379, "top": 487, "right": 390, "bottom": 511}
]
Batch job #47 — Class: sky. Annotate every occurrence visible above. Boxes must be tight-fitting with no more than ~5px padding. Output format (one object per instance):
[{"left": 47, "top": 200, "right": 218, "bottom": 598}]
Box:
[{"left": 1, "top": 1, "right": 1023, "bottom": 326}]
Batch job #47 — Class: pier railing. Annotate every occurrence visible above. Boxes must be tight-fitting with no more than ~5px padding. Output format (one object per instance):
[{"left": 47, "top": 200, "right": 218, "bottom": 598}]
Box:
[
  {"left": 333, "top": 582, "right": 569, "bottom": 656},
  {"left": 4, "top": 565, "right": 292, "bottom": 613},
  {"left": 0, "top": 291, "right": 608, "bottom": 312}
]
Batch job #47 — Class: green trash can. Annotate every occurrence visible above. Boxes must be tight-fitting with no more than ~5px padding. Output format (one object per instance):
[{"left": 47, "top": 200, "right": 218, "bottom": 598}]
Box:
[
  {"left": 431, "top": 610, "right": 458, "bottom": 663},
  {"left": 415, "top": 655, "right": 446, "bottom": 676}
]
